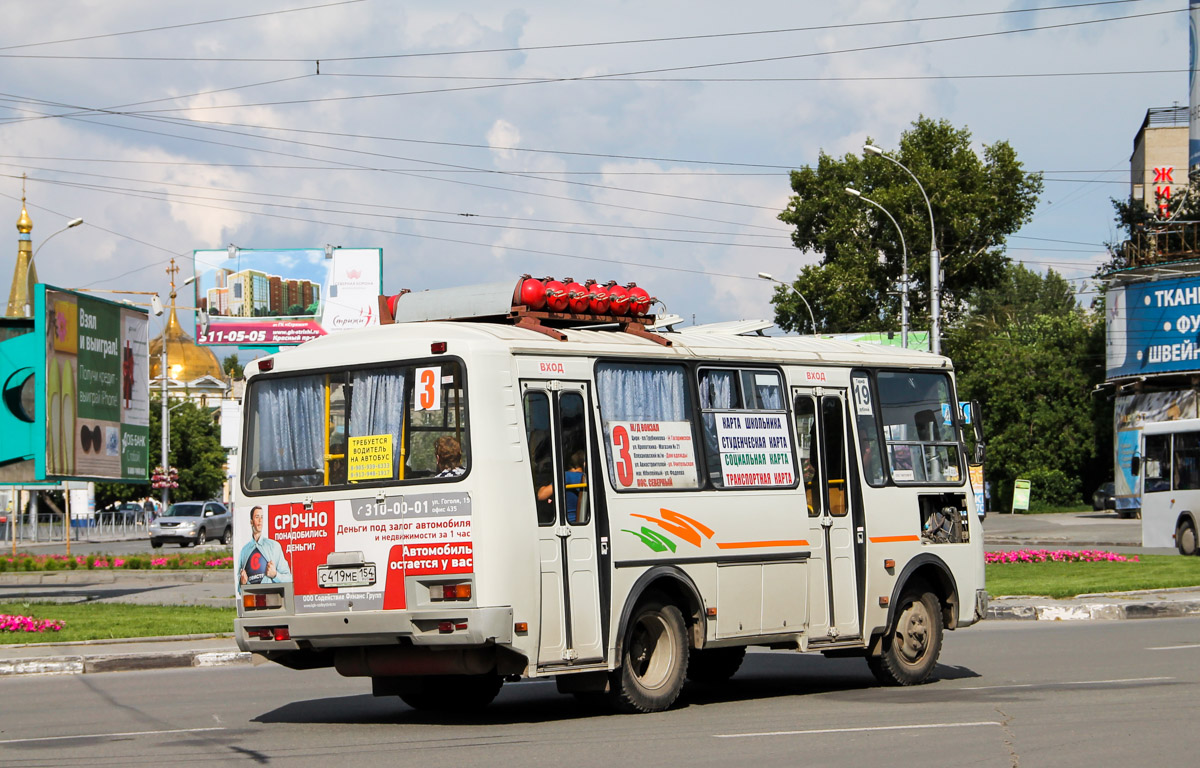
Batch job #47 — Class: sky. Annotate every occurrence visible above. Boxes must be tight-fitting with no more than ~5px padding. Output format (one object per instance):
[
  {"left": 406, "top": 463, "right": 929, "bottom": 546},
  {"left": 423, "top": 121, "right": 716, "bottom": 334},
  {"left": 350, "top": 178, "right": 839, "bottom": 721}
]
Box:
[{"left": 0, "top": 0, "right": 1188, "bottom": 353}]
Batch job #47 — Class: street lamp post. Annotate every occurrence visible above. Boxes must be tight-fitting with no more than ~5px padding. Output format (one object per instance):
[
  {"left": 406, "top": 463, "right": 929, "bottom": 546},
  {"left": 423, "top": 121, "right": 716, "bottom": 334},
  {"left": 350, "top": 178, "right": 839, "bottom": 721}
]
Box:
[
  {"left": 844, "top": 187, "right": 909, "bottom": 349},
  {"left": 863, "top": 143, "right": 941, "bottom": 355},
  {"left": 757, "top": 272, "right": 818, "bottom": 334},
  {"left": 23, "top": 217, "right": 83, "bottom": 317}
]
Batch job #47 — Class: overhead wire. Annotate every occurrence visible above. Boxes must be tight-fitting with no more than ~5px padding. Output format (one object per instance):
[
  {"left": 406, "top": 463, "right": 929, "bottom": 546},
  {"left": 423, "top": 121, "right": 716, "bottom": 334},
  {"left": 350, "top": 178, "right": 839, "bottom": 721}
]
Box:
[{"left": 0, "top": 0, "right": 1154, "bottom": 62}]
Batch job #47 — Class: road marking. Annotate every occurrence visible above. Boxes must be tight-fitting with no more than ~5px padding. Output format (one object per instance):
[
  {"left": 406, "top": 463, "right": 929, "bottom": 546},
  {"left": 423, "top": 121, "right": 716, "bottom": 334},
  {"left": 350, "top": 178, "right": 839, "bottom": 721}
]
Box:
[
  {"left": 715, "top": 721, "right": 1000, "bottom": 739},
  {"left": 0, "top": 727, "right": 226, "bottom": 745},
  {"left": 960, "top": 676, "right": 1171, "bottom": 691},
  {"left": 1147, "top": 643, "right": 1200, "bottom": 651}
]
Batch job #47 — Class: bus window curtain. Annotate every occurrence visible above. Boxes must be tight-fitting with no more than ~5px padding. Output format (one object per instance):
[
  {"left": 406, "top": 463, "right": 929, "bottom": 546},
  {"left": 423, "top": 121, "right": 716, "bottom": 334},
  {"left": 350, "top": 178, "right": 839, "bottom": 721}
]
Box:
[
  {"left": 257, "top": 376, "right": 324, "bottom": 486},
  {"left": 349, "top": 370, "right": 406, "bottom": 477}
]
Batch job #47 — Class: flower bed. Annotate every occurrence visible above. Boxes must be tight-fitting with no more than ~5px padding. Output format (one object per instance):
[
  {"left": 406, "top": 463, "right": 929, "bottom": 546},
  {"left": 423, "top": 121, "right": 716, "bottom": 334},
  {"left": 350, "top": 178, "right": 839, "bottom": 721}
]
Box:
[
  {"left": 0, "top": 553, "right": 234, "bottom": 573},
  {"left": 986, "top": 549, "right": 1139, "bottom": 564},
  {"left": 1, "top": 613, "right": 64, "bottom": 633}
]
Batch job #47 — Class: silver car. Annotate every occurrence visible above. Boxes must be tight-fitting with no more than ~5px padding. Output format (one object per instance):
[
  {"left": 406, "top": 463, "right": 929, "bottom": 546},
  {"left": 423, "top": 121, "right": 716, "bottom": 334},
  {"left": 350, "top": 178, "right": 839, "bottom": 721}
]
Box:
[{"left": 149, "top": 501, "right": 232, "bottom": 548}]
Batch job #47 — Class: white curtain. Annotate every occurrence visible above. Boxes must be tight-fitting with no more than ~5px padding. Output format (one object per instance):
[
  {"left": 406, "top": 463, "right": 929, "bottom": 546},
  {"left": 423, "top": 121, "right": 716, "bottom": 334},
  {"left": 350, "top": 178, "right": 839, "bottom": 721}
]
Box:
[
  {"left": 256, "top": 375, "right": 324, "bottom": 486},
  {"left": 699, "top": 370, "right": 736, "bottom": 409},
  {"left": 349, "top": 369, "right": 406, "bottom": 477},
  {"left": 597, "top": 364, "right": 688, "bottom": 422}
]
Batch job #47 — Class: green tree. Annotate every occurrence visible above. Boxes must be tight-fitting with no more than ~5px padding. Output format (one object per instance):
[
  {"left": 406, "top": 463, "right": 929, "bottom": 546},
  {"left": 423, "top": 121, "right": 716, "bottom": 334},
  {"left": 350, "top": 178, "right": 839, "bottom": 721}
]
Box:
[
  {"left": 95, "top": 397, "right": 226, "bottom": 508},
  {"left": 944, "top": 265, "right": 1105, "bottom": 509},
  {"left": 222, "top": 353, "right": 242, "bottom": 380},
  {"left": 775, "top": 116, "right": 1043, "bottom": 333}
]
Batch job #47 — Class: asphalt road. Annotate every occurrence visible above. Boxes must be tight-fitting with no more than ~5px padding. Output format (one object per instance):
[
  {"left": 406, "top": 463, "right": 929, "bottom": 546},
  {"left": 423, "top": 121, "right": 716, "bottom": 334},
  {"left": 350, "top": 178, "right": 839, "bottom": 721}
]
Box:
[{"left": 2, "top": 617, "right": 1197, "bottom": 768}]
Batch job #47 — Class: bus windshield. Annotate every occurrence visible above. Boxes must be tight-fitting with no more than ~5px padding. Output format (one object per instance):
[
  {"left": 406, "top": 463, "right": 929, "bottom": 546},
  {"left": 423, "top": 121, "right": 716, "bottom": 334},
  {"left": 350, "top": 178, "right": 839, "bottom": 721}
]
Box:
[{"left": 242, "top": 360, "right": 467, "bottom": 492}]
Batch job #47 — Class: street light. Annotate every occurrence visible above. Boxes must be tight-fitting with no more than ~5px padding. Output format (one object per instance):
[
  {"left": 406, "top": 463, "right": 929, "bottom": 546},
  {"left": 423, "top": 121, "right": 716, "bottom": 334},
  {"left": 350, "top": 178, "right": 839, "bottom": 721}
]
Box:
[
  {"left": 863, "top": 143, "right": 941, "bottom": 354},
  {"left": 757, "top": 272, "right": 818, "bottom": 335},
  {"left": 845, "top": 187, "right": 909, "bottom": 349},
  {"left": 23, "top": 217, "right": 84, "bottom": 317}
]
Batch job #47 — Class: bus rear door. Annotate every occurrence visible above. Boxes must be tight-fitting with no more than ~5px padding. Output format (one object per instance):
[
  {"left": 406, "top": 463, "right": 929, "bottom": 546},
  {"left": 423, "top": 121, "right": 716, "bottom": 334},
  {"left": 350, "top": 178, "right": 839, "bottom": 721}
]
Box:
[{"left": 522, "top": 382, "right": 605, "bottom": 668}]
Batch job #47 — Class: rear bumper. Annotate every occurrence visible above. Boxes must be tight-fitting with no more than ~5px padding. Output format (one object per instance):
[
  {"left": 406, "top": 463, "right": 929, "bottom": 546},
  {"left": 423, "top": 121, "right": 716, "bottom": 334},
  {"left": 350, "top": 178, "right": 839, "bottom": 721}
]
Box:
[{"left": 235, "top": 605, "right": 514, "bottom": 654}]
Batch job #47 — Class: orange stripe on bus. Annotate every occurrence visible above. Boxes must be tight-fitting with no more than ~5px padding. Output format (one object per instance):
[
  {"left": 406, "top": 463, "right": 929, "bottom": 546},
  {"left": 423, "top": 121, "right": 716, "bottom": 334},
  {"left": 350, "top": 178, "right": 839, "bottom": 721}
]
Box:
[
  {"left": 868, "top": 535, "right": 920, "bottom": 543},
  {"left": 715, "top": 540, "right": 809, "bottom": 549}
]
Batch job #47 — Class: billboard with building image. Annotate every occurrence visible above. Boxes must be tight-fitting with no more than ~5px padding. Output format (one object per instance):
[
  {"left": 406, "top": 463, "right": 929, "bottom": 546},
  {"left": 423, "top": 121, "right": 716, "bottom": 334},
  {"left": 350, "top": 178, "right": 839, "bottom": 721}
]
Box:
[{"left": 192, "top": 248, "right": 382, "bottom": 346}]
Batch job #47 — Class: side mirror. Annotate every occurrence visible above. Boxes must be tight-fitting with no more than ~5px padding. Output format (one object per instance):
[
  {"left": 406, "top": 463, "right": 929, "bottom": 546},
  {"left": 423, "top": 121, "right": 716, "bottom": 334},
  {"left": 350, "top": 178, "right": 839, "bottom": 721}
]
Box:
[{"left": 1131, "top": 455, "right": 1141, "bottom": 476}]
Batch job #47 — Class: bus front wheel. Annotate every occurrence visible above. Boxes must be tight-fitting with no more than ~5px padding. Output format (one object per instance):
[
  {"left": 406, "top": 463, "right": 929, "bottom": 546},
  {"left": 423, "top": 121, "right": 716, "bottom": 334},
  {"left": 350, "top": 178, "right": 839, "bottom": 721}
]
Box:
[
  {"left": 1178, "top": 519, "right": 1198, "bottom": 556},
  {"left": 610, "top": 596, "right": 689, "bottom": 713},
  {"left": 867, "top": 588, "right": 943, "bottom": 686}
]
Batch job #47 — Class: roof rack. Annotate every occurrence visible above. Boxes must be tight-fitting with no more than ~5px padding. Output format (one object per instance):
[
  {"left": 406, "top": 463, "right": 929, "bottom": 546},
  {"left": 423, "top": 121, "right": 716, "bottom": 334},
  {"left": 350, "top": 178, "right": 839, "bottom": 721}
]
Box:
[{"left": 377, "top": 276, "right": 671, "bottom": 346}]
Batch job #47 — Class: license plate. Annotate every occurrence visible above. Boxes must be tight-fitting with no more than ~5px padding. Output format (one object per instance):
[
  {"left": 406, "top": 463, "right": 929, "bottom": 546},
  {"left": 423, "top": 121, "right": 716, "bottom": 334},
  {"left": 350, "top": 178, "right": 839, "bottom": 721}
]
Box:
[{"left": 317, "top": 564, "right": 377, "bottom": 588}]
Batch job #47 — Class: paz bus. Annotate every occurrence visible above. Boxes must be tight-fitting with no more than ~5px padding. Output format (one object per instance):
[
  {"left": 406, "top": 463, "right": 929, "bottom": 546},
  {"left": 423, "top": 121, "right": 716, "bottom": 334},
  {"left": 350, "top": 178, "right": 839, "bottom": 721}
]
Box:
[
  {"left": 1131, "top": 418, "right": 1200, "bottom": 555},
  {"left": 233, "top": 276, "right": 988, "bottom": 713}
]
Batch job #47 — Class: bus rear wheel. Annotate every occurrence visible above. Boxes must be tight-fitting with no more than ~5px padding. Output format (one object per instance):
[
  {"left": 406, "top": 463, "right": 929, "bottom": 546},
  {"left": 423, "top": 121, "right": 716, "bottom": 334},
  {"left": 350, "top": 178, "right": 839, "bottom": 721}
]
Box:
[
  {"left": 867, "top": 588, "right": 943, "bottom": 686},
  {"left": 1178, "top": 519, "right": 1199, "bottom": 556},
  {"left": 397, "top": 674, "right": 503, "bottom": 713},
  {"left": 610, "top": 596, "right": 688, "bottom": 713}
]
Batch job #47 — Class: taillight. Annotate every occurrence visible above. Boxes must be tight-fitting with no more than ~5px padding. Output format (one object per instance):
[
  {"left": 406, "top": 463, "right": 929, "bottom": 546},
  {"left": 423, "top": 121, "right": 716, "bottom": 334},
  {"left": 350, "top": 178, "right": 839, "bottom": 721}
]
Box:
[{"left": 431, "top": 583, "right": 472, "bottom": 601}]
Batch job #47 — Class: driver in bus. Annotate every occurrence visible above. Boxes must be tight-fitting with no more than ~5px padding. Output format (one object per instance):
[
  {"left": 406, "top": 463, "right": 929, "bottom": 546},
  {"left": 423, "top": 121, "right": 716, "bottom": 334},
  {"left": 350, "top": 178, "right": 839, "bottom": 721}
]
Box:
[{"left": 239, "top": 505, "right": 292, "bottom": 592}]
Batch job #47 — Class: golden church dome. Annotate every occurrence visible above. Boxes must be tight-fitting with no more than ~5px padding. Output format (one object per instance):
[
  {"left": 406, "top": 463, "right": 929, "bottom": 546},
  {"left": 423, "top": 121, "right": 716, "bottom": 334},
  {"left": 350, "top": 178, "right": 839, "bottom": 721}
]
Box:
[
  {"left": 149, "top": 305, "right": 227, "bottom": 382},
  {"left": 16, "top": 202, "right": 32, "bottom": 234}
]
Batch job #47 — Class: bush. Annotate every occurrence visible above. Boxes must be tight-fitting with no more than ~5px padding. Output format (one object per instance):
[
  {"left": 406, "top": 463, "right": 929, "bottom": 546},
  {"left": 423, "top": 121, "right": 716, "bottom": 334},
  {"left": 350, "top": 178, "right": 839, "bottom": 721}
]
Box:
[{"left": 1024, "top": 467, "right": 1081, "bottom": 510}]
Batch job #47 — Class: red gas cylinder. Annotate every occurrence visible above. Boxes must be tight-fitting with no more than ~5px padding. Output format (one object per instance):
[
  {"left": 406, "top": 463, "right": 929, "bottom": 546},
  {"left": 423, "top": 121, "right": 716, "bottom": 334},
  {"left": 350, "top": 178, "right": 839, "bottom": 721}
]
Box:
[
  {"left": 626, "top": 283, "right": 651, "bottom": 316},
  {"left": 586, "top": 280, "right": 609, "bottom": 314},
  {"left": 543, "top": 279, "right": 569, "bottom": 312},
  {"left": 519, "top": 275, "right": 546, "bottom": 310},
  {"left": 607, "top": 282, "right": 630, "bottom": 316},
  {"left": 564, "top": 278, "right": 589, "bottom": 314}
]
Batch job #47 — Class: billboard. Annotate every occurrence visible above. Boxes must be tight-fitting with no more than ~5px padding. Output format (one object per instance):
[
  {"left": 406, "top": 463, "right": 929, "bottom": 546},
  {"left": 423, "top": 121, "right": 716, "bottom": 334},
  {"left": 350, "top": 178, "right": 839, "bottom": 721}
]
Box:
[
  {"left": 36, "top": 285, "right": 150, "bottom": 482},
  {"left": 192, "top": 247, "right": 382, "bottom": 346},
  {"left": 1107, "top": 275, "right": 1200, "bottom": 378}
]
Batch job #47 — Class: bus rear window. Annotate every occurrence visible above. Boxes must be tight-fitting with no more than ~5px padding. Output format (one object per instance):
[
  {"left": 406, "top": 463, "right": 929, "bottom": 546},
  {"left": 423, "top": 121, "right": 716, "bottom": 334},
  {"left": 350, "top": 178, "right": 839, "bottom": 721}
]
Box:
[{"left": 243, "top": 361, "right": 467, "bottom": 492}]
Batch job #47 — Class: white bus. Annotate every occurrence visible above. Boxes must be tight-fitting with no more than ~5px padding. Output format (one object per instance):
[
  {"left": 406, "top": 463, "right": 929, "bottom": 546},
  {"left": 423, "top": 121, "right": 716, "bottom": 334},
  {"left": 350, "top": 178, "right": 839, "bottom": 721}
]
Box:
[
  {"left": 1133, "top": 418, "right": 1200, "bottom": 555},
  {"left": 233, "top": 278, "right": 987, "bottom": 713}
]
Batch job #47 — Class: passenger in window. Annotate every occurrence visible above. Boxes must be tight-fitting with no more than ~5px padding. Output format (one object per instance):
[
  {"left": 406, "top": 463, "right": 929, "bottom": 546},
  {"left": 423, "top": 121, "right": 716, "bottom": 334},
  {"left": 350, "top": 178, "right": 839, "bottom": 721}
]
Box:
[
  {"left": 538, "top": 450, "right": 587, "bottom": 523},
  {"left": 433, "top": 436, "right": 466, "bottom": 477}
]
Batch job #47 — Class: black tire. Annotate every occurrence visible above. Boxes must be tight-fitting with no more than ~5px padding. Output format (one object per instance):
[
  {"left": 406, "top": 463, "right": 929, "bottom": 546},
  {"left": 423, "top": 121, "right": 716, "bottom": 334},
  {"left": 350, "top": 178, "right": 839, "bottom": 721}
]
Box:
[
  {"left": 196, "top": 528, "right": 207, "bottom": 547},
  {"left": 1178, "top": 519, "right": 1199, "bottom": 556},
  {"left": 150, "top": 539, "right": 163, "bottom": 549},
  {"left": 609, "top": 596, "right": 689, "bottom": 713},
  {"left": 221, "top": 527, "right": 232, "bottom": 546},
  {"left": 867, "top": 589, "right": 943, "bottom": 686},
  {"left": 686, "top": 646, "right": 746, "bottom": 684},
  {"left": 397, "top": 675, "right": 503, "bottom": 713}
]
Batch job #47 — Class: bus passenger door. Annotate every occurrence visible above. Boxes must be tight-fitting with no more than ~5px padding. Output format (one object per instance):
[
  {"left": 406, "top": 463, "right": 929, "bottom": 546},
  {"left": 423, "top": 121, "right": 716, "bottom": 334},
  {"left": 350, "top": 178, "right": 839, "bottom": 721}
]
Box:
[
  {"left": 795, "top": 389, "right": 861, "bottom": 642},
  {"left": 522, "top": 383, "right": 605, "bottom": 667}
]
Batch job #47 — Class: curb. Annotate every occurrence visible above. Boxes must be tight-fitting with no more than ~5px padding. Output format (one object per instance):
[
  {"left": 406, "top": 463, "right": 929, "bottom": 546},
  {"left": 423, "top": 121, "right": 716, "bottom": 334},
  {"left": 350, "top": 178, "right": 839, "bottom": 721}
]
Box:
[
  {"left": 987, "top": 600, "right": 1200, "bottom": 621},
  {"left": 0, "top": 570, "right": 230, "bottom": 585},
  {"left": 0, "top": 648, "right": 253, "bottom": 677}
]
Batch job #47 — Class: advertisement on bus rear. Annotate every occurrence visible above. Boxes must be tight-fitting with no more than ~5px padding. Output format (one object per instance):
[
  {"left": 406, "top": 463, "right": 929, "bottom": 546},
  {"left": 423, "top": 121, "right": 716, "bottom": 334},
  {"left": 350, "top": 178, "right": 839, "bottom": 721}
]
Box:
[{"left": 236, "top": 492, "right": 472, "bottom": 613}]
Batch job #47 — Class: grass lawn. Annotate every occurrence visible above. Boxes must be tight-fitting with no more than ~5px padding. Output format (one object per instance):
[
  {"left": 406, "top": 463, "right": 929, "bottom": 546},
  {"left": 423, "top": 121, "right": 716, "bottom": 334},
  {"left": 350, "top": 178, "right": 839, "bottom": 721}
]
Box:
[
  {"left": 987, "top": 554, "right": 1200, "bottom": 598},
  {"left": 0, "top": 602, "right": 234, "bottom": 644}
]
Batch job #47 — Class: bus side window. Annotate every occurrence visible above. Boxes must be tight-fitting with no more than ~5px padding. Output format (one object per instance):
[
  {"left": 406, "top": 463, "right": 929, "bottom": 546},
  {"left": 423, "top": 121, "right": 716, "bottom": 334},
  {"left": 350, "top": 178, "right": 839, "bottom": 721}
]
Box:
[
  {"left": 1174, "top": 432, "right": 1200, "bottom": 491},
  {"left": 524, "top": 392, "right": 556, "bottom": 526},
  {"left": 795, "top": 397, "right": 822, "bottom": 517}
]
